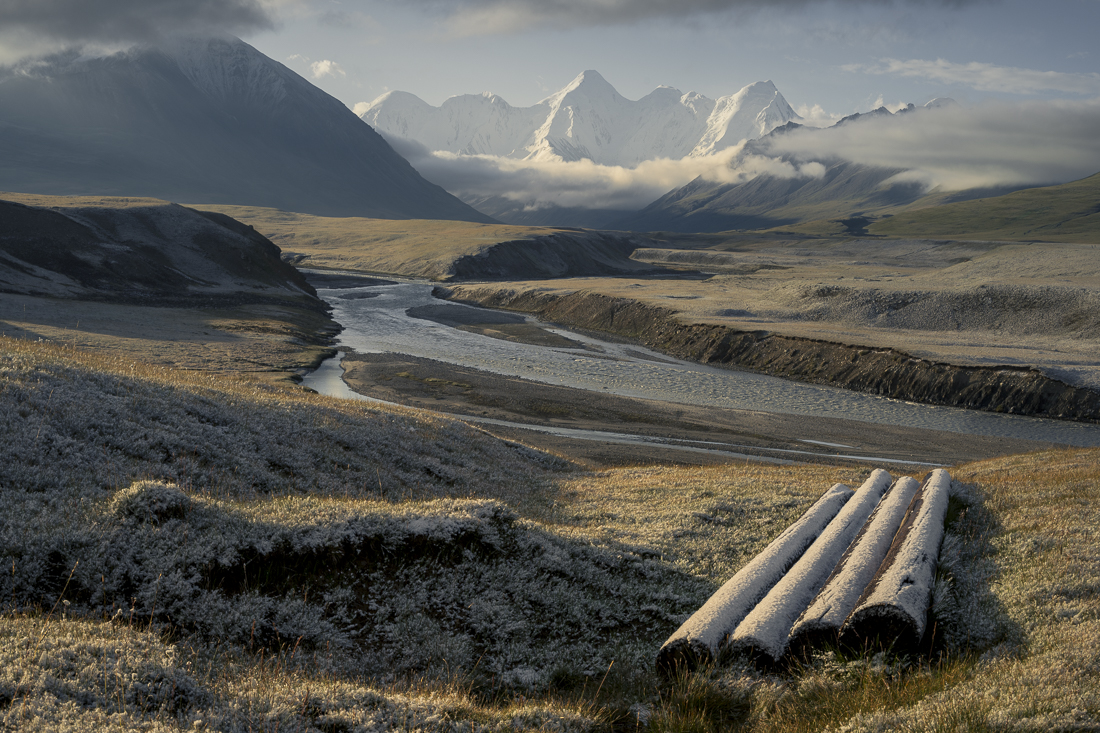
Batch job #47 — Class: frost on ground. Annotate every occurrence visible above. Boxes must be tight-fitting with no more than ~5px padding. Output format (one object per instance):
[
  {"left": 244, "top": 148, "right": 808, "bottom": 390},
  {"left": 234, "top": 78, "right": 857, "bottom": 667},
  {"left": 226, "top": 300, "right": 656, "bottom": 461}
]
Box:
[{"left": 2, "top": 337, "right": 1097, "bottom": 730}]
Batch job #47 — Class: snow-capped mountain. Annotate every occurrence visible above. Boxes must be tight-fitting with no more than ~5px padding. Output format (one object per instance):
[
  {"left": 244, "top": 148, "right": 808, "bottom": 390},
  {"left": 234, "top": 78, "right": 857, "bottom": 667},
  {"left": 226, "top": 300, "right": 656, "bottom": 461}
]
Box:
[
  {"left": 359, "top": 71, "right": 801, "bottom": 167},
  {"left": 0, "top": 36, "right": 492, "bottom": 222}
]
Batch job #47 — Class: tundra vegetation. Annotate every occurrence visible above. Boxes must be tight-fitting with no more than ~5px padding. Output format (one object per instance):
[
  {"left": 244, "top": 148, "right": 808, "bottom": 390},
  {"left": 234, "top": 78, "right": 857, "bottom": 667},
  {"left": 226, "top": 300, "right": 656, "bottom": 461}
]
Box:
[{"left": 2, "top": 335, "right": 1098, "bottom": 731}]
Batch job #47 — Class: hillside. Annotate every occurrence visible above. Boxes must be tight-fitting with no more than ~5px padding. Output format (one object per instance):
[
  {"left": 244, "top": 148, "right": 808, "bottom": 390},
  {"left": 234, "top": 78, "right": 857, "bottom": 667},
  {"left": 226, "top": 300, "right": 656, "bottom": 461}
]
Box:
[
  {"left": 3, "top": 337, "right": 1099, "bottom": 730},
  {"left": 0, "top": 36, "right": 491, "bottom": 222},
  {"left": 867, "top": 171, "right": 1100, "bottom": 243},
  {"left": 0, "top": 193, "right": 338, "bottom": 382},
  {"left": 0, "top": 193, "right": 318, "bottom": 307},
  {"left": 199, "top": 204, "right": 663, "bottom": 280}
]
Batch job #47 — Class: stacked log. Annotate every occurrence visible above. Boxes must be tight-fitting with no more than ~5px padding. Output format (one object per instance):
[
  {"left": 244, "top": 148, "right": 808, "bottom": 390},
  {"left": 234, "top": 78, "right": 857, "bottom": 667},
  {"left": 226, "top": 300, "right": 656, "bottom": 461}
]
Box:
[
  {"left": 656, "top": 483, "right": 854, "bottom": 674},
  {"left": 787, "top": 476, "right": 921, "bottom": 658},
  {"left": 724, "top": 470, "right": 894, "bottom": 666},
  {"left": 840, "top": 468, "right": 953, "bottom": 653}
]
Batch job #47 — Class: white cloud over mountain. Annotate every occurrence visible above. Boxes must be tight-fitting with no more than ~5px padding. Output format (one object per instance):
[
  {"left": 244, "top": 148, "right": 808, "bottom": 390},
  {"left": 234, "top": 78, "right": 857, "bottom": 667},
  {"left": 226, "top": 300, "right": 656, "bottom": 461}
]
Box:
[
  {"left": 765, "top": 98, "right": 1100, "bottom": 191},
  {"left": 385, "top": 94, "right": 1100, "bottom": 214},
  {"left": 388, "top": 137, "right": 825, "bottom": 212},
  {"left": 310, "top": 59, "right": 345, "bottom": 79},
  {"left": 849, "top": 58, "right": 1100, "bottom": 96}
]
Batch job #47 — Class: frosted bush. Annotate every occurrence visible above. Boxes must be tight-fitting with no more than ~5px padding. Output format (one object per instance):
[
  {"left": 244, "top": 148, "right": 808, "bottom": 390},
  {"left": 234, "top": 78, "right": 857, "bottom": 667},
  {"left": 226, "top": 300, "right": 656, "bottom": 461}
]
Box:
[{"left": 110, "top": 481, "right": 192, "bottom": 524}]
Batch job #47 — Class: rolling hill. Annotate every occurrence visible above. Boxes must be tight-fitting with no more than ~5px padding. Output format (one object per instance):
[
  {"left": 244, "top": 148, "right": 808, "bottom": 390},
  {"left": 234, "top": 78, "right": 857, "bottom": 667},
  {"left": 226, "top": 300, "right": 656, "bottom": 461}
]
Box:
[{"left": 867, "top": 171, "right": 1100, "bottom": 243}]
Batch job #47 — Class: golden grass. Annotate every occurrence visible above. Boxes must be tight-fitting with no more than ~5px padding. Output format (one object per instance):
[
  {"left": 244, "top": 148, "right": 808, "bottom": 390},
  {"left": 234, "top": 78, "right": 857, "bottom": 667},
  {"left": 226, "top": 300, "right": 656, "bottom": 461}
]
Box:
[
  {"left": 0, "top": 293, "right": 337, "bottom": 386},
  {"left": 3, "top": 337, "right": 1098, "bottom": 730},
  {"left": 194, "top": 204, "right": 570, "bottom": 279}
]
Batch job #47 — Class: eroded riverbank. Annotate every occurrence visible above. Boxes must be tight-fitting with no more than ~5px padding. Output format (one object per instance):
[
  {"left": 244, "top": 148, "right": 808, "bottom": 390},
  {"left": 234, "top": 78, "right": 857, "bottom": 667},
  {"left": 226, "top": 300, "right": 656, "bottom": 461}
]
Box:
[{"left": 440, "top": 285, "right": 1100, "bottom": 423}]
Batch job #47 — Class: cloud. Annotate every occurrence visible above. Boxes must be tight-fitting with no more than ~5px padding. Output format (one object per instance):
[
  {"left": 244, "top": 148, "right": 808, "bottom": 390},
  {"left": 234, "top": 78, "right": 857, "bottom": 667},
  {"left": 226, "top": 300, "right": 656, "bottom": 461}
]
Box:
[
  {"left": 385, "top": 135, "right": 823, "bottom": 211},
  {"left": 403, "top": 0, "right": 991, "bottom": 35},
  {"left": 309, "top": 59, "right": 345, "bottom": 79},
  {"left": 0, "top": 0, "right": 274, "bottom": 46},
  {"left": 384, "top": 96, "right": 1100, "bottom": 211},
  {"left": 848, "top": 58, "right": 1100, "bottom": 96},
  {"left": 795, "top": 104, "right": 844, "bottom": 128},
  {"left": 764, "top": 98, "right": 1100, "bottom": 190}
]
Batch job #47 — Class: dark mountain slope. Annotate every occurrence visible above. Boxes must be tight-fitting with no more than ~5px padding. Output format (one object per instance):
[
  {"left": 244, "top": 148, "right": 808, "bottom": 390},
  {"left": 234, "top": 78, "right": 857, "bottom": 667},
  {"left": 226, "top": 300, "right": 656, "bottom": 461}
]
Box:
[
  {"left": 0, "top": 193, "right": 321, "bottom": 308},
  {"left": 0, "top": 36, "right": 492, "bottom": 223}
]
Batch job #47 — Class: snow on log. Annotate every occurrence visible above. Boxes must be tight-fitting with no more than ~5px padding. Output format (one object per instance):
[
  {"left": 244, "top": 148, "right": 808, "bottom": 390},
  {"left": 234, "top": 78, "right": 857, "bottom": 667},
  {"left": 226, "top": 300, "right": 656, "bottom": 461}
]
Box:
[
  {"left": 840, "top": 468, "right": 952, "bottom": 653},
  {"left": 656, "top": 483, "right": 854, "bottom": 674},
  {"left": 787, "top": 475, "right": 921, "bottom": 658},
  {"left": 725, "top": 469, "right": 894, "bottom": 666}
]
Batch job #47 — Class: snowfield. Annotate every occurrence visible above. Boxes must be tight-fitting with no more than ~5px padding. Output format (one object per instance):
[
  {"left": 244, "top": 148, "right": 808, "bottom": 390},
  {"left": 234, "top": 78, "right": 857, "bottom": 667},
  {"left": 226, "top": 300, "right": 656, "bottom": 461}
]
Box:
[{"left": 360, "top": 72, "right": 799, "bottom": 167}]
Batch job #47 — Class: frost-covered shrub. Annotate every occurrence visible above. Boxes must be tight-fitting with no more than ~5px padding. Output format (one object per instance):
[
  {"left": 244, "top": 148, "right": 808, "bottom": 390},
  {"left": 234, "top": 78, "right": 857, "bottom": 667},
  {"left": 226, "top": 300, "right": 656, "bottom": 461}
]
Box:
[{"left": 110, "top": 480, "right": 192, "bottom": 524}]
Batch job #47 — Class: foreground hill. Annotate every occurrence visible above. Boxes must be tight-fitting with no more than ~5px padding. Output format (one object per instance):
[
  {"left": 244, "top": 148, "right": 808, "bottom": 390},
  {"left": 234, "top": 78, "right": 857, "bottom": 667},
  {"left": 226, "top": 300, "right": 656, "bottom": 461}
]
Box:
[
  {"left": 2, "top": 337, "right": 1098, "bottom": 730},
  {"left": 0, "top": 36, "right": 491, "bottom": 222}
]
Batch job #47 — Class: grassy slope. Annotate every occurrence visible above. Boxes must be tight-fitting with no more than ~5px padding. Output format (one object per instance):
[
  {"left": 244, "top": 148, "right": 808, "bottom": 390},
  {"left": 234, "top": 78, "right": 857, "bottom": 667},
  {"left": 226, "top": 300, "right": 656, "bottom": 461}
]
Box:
[
  {"left": 867, "top": 172, "right": 1100, "bottom": 243},
  {"left": 194, "top": 204, "right": 569, "bottom": 279},
  {"left": 2, "top": 337, "right": 1098, "bottom": 730}
]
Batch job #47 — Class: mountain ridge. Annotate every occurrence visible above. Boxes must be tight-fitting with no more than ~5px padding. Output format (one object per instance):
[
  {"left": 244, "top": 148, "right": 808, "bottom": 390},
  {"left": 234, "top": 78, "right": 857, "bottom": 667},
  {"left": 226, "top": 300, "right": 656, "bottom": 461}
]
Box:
[
  {"left": 360, "top": 71, "right": 801, "bottom": 167},
  {"left": 0, "top": 36, "right": 493, "bottom": 222}
]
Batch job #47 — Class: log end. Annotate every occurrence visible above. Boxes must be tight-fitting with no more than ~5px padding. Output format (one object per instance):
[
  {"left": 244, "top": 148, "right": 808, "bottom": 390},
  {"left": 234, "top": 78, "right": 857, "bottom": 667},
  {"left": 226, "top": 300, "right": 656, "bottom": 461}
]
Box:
[
  {"left": 656, "top": 637, "right": 714, "bottom": 678},
  {"left": 720, "top": 636, "right": 784, "bottom": 671},
  {"left": 786, "top": 623, "right": 842, "bottom": 664},
  {"left": 840, "top": 604, "right": 924, "bottom": 655}
]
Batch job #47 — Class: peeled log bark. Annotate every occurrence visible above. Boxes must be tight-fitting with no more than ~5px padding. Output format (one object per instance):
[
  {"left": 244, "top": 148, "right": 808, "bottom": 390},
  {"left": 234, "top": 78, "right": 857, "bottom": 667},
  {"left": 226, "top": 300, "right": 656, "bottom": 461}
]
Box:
[
  {"left": 725, "top": 470, "right": 894, "bottom": 666},
  {"left": 656, "top": 483, "right": 853, "bottom": 675},
  {"left": 788, "top": 476, "right": 921, "bottom": 658},
  {"left": 840, "top": 469, "right": 952, "bottom": 653}
]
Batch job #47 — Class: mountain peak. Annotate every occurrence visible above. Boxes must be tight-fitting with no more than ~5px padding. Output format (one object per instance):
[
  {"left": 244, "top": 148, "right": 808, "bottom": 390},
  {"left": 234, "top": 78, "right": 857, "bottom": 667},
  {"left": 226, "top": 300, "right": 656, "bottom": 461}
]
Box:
[
  {"left": 556, "top": 69, "right": 618, "bottom": 98},
  {"left": 363, "top": 72, "right": 800, "bottom": 167}
]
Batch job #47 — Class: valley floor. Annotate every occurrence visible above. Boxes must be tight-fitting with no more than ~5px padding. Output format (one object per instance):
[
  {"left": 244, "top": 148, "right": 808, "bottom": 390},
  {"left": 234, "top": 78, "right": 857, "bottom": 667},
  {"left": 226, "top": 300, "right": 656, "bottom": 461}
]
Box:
[{"left": 338, "top": 351, "right": 1049, "bottom": 469}]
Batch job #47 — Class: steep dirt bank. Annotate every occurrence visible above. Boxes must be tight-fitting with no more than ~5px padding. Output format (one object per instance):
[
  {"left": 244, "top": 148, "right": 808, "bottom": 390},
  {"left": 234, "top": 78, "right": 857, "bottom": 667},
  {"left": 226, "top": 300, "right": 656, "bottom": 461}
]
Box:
[
  {"left": 444, "top": 230, "right": 663, "bottom": 280},
  {"left": 439, "top": 286, "right": 1100, "bottom": 423}
]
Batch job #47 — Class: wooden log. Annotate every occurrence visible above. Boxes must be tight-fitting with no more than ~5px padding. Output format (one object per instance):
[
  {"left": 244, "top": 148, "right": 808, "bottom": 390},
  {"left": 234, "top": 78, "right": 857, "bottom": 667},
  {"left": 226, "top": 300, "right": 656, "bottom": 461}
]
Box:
[
  {"left": 840, "top": 468, "right": 952, "bottom": 653},
  {"left": 655, "top": 483, "right": 854, "bottom": 675},
  {"left": 787, "top": 475, "right": 921, "bottom": 659},
  {"left": 725, "top": 469, "right": 894, "bottom": 667}
]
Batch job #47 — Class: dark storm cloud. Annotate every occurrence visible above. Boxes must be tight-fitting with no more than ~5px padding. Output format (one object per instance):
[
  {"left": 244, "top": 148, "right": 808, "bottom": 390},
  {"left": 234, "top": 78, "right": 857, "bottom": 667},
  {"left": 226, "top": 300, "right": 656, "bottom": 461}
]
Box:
[
  {"left": 0, "top": 0, "right": 274, "bottom": 45},
  {"left": 408, "top": 0, "right": 992, "bottom": 34}
]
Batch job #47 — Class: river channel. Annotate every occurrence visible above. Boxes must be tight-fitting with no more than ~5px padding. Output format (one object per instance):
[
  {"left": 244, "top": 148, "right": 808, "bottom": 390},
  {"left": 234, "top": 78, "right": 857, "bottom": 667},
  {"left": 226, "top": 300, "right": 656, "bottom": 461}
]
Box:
[{"left": 310, "top": 281, "right": 1100, "bottom": 448}]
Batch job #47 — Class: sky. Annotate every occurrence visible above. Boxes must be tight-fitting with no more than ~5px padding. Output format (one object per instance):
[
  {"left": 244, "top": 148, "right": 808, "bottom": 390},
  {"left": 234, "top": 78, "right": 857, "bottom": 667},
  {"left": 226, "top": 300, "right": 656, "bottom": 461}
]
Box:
[
  {"left": 2, "top": 0, "right": 1099, "bottom": 211},
  {"left": 2, "top": 0, "right": 1098, "bottom": 116},
  {"left": 259, "top": 0, "right": 1100, "bottom": 118}
]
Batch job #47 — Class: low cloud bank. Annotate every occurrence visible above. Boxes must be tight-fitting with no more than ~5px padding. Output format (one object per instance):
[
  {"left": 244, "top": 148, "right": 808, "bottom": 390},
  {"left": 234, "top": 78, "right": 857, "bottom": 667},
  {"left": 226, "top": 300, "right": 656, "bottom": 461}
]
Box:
[
  {"left": 386, "top": 97, "right": 1100, "bottom": 212},
  {"left": 765, "top": 97, "right": 1100, "bottom": 191},
  {"left": 387, "top": 137, "right": 824, "bottom": 211}
]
